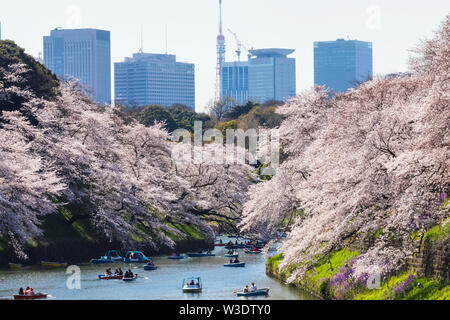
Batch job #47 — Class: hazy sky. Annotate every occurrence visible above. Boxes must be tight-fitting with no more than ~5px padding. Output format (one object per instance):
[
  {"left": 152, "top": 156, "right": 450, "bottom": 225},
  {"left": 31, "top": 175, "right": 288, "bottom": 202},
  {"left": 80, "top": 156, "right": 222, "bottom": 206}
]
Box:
[{"left": 1, "top": 0, "right": 449, "bottom": 112}]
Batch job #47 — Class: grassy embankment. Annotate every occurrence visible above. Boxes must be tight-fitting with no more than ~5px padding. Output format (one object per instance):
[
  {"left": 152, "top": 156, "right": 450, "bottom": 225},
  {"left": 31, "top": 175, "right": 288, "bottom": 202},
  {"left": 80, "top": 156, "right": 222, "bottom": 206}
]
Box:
[{"left": 267, "top": 215, "right": 449, "bottom": 300}]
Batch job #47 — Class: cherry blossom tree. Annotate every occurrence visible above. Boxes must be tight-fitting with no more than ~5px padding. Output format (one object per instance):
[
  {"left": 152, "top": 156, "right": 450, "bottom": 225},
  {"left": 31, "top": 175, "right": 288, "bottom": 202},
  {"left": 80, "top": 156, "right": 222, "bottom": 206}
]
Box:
[
  {"left": 240, "top": 15, "right": 449, "bottom": 282},
  {"left": 1, "top": 62, "right": 255, "bottom": 257}
]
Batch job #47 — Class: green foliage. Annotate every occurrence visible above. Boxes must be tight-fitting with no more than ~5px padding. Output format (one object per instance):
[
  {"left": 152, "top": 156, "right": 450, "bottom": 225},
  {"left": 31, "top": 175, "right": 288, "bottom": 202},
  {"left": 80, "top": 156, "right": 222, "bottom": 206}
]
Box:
[
  {"left": 166, "top": 223, "right": 206, "bottom": 241},
  {"left": 355, "top": 270, "right": 450, "bottom": 300},
  {"left": 304, "top": 248, "right": 360, "bottom": 292},
  {"left": 225, "top": 101, "right": 258, "bottom": 120},
  {"left": 40, "top": 207, "right": 97, "bottom": 244},
  {"left": 374, "top": 228, "right": 385, "bottom": 238},
  {"left": 213, "top": 101, "right": 285, "bottom": 135},
  {"left": 139, "top": 104, "right": 178, "bottom": 132},
  {"left": 214, "top": 119, "right": 239, "bottom": 137},
  {"left": 0, "top": 40, "right": 59, "bottom": 99},
  {"left": 0, "top": 40, "right": 59, "bottom": 123},
  {"left": 168, "top": 104, "right": 212, "bottom": 132},
  {"left": 424, "top": 218, "right": 450, "bottom": 242},
  {"left": 238, "top": 106, "right": 284, "bottom": 131},
  {"left": 267, "top": 253, "right": 284, "bottom": 274}
]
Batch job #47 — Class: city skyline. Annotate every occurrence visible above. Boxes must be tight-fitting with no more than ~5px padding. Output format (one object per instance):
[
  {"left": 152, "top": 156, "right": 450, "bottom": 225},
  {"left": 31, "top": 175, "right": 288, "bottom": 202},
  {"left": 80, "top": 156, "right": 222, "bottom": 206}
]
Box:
[{"left": 0, "top": 0, "right": 449, "bottom": 112}]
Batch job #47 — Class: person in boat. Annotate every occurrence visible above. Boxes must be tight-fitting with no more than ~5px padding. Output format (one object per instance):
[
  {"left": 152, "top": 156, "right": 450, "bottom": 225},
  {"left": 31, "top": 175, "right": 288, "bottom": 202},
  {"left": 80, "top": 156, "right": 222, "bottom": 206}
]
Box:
[
  {"left": 243, "top": 285, "right": 249, "bottom": 294},
  {"left": 124, "top": 270, "right": 131, "bottom": 278},
  {"left": 24, "top": 287, "right": 34, "bottom": 296},
  {"left": 250, "top": 283, "right": 257, "bottom": 292},
  {"left": 18, "top": 288, "right": 24, "bottom": 295},
  {"left": 106, "top": 268, "right": 112, "bottom": 276},
  {"left": 189, "top": 280, "right": 195, "bottom": 286},
  {"left": 233, "top": 258, "right": 240, "bottom": 264}
]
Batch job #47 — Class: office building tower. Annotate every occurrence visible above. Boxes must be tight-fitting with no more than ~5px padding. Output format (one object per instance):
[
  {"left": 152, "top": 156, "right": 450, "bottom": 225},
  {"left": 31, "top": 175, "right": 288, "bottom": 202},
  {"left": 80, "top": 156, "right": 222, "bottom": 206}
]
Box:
[
  {"left": 43, "top": 28, "right": 111, "bottom": 104},
  {"left": 247, "top": 48, "right": 296, "bottom": 103},
  {"left": 314, "top": 39, "right": 373, "bottom": 93},
  {"left": 114, "top": 52, "right": 195, "bottom": 110},
  {"left": 221, "top": 61, "right": 249, "bottom": 104}
]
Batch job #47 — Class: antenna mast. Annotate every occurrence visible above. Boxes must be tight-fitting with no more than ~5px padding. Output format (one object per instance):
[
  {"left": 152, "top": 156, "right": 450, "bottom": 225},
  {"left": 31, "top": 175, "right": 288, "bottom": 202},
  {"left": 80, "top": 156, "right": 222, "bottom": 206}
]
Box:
[
  {"left": 215, "top": 0, "right": 226, "bottom": 102},
  {"left": 139, "top": 26, "right": 144, "bottom": 53}
]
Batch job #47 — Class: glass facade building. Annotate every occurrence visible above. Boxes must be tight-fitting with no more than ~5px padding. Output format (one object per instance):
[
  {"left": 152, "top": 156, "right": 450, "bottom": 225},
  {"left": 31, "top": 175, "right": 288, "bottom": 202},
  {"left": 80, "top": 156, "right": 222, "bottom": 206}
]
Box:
[
  {"left": 314, "top": 39, "right": 373, "bottom": 93},
  {"left": 248, "top": 48, "right": 296, "bottom": 103},
  {"left": 221, "top": 49, "right": 296, "bottom": 104},
  {"left": 43, "top": 28, "right": 111, "bottom": 105},
  {"left": 221, "top": 61, "right": 249, "bottom": 104},
  {"left": 114, "top": 53, "right": 195, "bottom": 110}
]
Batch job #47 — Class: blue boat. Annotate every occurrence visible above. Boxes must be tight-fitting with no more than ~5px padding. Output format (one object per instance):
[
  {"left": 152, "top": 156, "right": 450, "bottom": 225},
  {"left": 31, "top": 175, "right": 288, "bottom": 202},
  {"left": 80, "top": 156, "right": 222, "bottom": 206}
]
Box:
[
  {"left": 90, "top": 250, "right": 123, "bottom": 264},
  {"left": 123, "top": 251, "right": 150, "bottom": 263},
  {"left": 187, "top": 252, "right": 215, "bottom": 258},
  {"left": 224, "top": 263, "right": 245, "bottom": 268},
  {"left": 236, "top": 288, "right": 270, "bottom": 297},
  {"left": 168, "top": 255, "right": 185, "bottom": 260},
  {"left": 225, "top": 253, "right": 239, "bottom": 258},
  {"left": 144, "top": 264, "right": 158, "bottom": 271}
]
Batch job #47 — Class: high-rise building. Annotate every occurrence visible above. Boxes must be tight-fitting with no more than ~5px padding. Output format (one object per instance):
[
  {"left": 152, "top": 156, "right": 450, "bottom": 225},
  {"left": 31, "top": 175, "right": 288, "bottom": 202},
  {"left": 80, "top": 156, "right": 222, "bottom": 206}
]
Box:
[
  {"left": 221, "top": 61, "right": 249, "bottom": 104},
  {"left": 248, "top": 48, "right": 296, "bottom": 103},
  {"left": 314, "top": 39, "right": 373, "bottom": 93},
  {"left": 114, "top": 52, "right": 195, "bottom": 110},
  {"left": 43, "top": 28, "right": 111, "bottom": 105}
]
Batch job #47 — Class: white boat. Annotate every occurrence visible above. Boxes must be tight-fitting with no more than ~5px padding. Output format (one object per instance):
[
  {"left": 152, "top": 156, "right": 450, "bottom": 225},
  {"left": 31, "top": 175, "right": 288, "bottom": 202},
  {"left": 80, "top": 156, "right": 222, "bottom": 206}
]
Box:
[{"left": 182, "top": 277, "right": 202, "bottom": 293}]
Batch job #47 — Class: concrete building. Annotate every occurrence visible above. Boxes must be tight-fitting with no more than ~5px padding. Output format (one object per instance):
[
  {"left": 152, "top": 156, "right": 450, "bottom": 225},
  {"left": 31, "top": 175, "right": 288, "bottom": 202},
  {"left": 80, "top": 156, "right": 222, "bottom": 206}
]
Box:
[
  {"left": 43, "top": 28, "right": 111, "bottom": 104},
  {"left": 114, "top": 52, "right": 195, "bottom": 110},
  {"left": 314, "top": 39, "right": 373, "bottom": 93}
]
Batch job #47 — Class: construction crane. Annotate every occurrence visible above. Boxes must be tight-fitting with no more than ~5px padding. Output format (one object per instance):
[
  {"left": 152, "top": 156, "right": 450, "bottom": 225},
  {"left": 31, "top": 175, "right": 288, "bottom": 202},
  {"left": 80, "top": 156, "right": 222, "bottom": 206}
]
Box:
[
  {"left": 227, "top": 28, "right": 252, "bottom": 61},
  {"left": 227, "top": 28, "right": 242, "bottom": 61}
]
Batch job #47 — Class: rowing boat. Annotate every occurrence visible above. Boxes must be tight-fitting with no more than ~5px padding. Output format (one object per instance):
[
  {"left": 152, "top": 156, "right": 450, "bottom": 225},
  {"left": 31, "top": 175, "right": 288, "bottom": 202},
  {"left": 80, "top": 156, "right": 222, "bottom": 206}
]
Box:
[
  {"left": 187, "top": 253, "right": 215, "bottom": 257},
  {"left": 98, "top": 274, "right": 123, "bottom": 280},
  {"left": 13, "top": 293, "right": 48, "bottom": 300},
  {"left": 41, "top": 261, "right": 68, "bottom": 268},
  {"left": 144, "top": 265, "right": 158, "bottom": 271},
  {"left": 182, "top": 277, "right": 202, "bottom": 293},
  {"left": 168, "top": 255, "right": 185, "bottom": 260},
  {"left": 8, "top": 263, "right": 24, "bottom": 270},
  {"left": 224, "top": 263, "right": 245, "bottom": 268},
  {"left": 123, "top": 274, "right": 138, "bottom": 282},
  {"left": 236, "top": 288, "right": 269, "bottom": 297}
]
